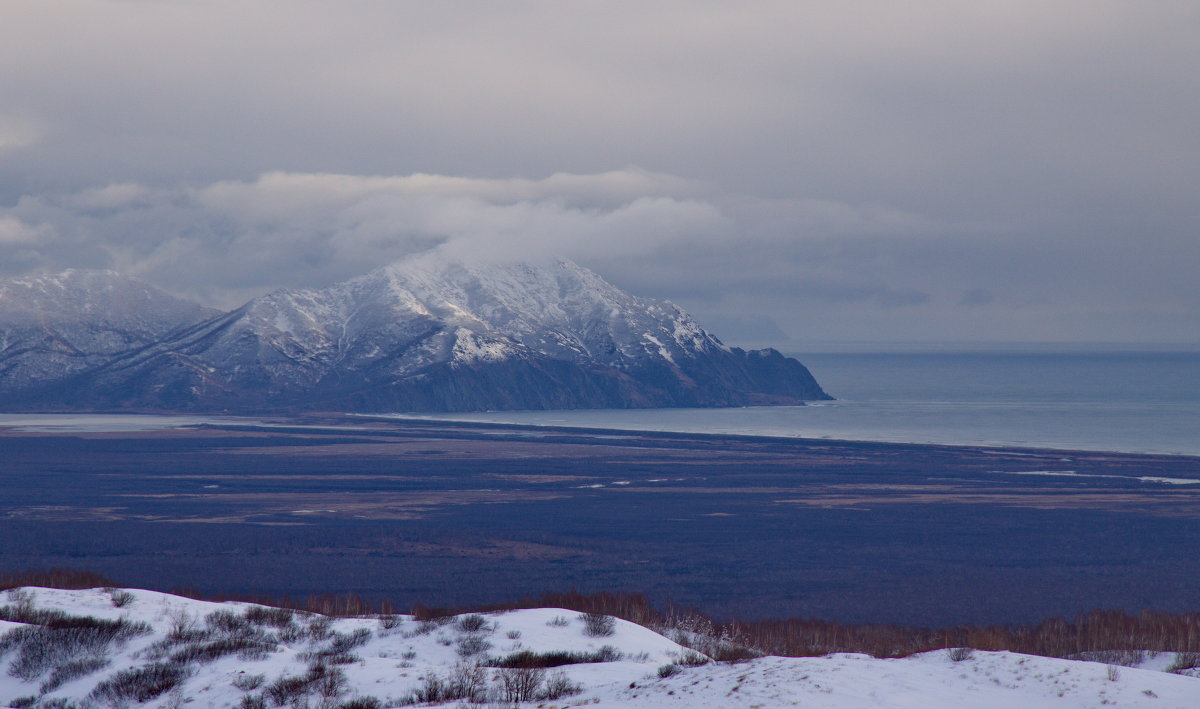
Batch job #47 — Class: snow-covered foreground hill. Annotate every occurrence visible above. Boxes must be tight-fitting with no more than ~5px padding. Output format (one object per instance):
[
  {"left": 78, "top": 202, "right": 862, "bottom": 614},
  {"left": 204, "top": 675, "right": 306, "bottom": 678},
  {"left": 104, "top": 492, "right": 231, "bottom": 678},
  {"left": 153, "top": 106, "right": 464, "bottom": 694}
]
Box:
[{"left": 2, "top": 587, "right": 1197, "bottom": 709}]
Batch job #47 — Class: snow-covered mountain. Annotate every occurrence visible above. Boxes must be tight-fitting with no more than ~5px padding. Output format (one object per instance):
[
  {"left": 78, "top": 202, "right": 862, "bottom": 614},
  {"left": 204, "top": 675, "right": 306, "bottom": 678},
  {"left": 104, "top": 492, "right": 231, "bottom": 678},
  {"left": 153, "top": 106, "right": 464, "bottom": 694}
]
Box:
[
  {"left": 0, "top": 270, "right": 218, "bottom": 398},
  {"left": 0, "top": 257, "right": 829, "bottom": 412},
  {"left": 2, "top": 587, "right": 1197, "bottom": 709}
]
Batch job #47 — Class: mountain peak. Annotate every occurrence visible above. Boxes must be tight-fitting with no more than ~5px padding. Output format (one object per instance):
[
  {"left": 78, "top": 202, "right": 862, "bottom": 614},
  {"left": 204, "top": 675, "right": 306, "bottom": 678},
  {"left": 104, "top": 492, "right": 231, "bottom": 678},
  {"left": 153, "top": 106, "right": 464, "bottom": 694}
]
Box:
[
  {"left": 0, "top": 270, "right": 219, "bottom": 396},
  {"left": 1, "top": 260, "right": 829, "bottom": 412}
]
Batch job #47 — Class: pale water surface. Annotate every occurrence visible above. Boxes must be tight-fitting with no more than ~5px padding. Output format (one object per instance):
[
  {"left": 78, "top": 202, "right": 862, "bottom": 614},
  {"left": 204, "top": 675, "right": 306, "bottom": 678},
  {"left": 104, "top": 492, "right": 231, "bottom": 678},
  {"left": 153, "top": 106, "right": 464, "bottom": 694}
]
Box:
[
  {"left": 0, "top": 414, "right": 251, "bottom": 432},
  {"left": 393, "top": 350, "right": 1200, "bottom": 456}
]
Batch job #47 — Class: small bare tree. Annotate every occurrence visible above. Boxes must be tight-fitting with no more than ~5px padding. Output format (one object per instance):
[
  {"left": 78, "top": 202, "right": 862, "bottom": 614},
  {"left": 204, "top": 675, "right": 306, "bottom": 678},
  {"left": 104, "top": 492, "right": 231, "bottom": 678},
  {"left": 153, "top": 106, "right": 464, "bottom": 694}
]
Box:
[{"left": 495, "top": 666, "right": 545, "bottom": 703}]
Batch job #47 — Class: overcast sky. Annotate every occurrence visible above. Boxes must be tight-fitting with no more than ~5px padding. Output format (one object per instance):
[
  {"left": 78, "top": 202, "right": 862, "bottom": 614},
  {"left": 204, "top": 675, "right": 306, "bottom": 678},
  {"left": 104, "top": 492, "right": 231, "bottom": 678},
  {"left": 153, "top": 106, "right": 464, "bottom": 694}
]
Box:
[{"left": 2, "top": 1, "right": 1197, "bottom": 346}]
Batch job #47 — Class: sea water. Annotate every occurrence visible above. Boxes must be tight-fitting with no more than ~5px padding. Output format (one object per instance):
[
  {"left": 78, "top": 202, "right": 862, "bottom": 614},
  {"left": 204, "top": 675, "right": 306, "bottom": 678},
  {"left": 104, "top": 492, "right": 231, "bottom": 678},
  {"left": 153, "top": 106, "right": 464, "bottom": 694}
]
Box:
[{"left": 396, "top": 349, "right": 1200, "bottom": 456}]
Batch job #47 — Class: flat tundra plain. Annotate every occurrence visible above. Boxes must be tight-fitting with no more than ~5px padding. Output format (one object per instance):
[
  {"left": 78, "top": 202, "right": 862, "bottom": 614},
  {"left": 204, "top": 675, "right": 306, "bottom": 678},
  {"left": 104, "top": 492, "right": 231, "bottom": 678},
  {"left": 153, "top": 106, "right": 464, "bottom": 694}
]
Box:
[{"left": 3, "top": 415, "right": 1200, "bottom": 626}]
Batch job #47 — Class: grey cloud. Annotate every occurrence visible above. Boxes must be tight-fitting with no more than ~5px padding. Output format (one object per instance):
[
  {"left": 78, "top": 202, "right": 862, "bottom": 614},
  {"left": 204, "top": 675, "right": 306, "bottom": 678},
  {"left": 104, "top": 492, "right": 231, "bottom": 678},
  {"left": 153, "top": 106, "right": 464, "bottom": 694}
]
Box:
[
  {"left": 0, "top": 2, "right": 1197, "bottom": 344},
  {"left": 959, "top": 289, "right": 995, "bottom": 307}
]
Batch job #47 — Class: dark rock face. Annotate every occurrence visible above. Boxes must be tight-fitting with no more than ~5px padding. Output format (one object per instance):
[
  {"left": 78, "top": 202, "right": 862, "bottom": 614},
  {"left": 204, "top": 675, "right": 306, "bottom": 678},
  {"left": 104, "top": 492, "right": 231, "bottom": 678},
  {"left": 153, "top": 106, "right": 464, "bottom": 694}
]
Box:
[{"left": 1, "top": 258, "right": 831, "bottom": 412}]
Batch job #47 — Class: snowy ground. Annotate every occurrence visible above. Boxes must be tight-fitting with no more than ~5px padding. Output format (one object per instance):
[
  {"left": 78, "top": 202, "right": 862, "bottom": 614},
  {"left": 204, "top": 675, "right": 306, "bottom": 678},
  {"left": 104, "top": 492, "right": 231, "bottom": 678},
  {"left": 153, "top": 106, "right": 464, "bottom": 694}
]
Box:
[{"left": 1, "top": 587, "right": 1197, "bottom": 708}]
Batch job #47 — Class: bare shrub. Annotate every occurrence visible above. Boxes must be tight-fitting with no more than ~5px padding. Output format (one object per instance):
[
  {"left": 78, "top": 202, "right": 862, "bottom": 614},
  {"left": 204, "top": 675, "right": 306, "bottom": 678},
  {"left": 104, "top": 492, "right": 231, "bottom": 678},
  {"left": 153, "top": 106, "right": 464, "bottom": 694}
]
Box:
[
  {"left": 538, "top": 669, "right": 582, "bottom": 700},
  {"left": 1106, "top": 664, "right": 1121, "bottom": 682},
  {"left": 657, "top": 663, "right": 681, "bottom": 678},
  {"left": 505, "top": 630, "right": 521, "bottom": 640},
  {"left": 39, "top": 657, "right": 111, "bottom": 693},
  {"left": 166, "top": 609, "right": 202, "bottom": 642},
  {"left": 1168, "top": 652, "right": 1200, "bottom": 674},
  {"left": 264, "top": 674, "right": 312, "bottom": 707},
  {"left": 337, "top": 697, "right": 382, "bottom": 709},
  {"left": 307, "top": 616, "right": 334, "bottom": 641},
  {"left": 446, "top": 663, "right": 489, "bottom": 703},
  {"left": 207, "top": 609, "right": 252, "bottom": 634},
  {"left": 243, "top": 606, "right": 297, "bottom": 629},
  {"left": 487, "top": 646, "right": 622, "bottom": 668},
  {"left": 170, "top": 637, "right": 276, "bottom": 665},
  {"left": 546, "top": 615, "right": 569, "bottom": 627},
  {"left": 377, "top": 615, "right": 400, "bottom": 631},
  {"left": 233, "top": 673, "right": 268, "bottom": 692},
  {"left": 90, "top": 662, "right": 191, "bottom": 705},
  {"left": 305, "top": 628, "right": 371, "bottom": 664},
  {"left": 2, "top": 616, "right": 151, "bottom": 681},
  {"left": 262, "top": 663, "right": 346, "bottom": 708},
  {"left": 675, "top": 650, "right": 710, "bottom": 667},
  {"left": 457, "top": 614, "right": 489, "bottom": 633},
  {"left": 495, "top": 666, "right": 545, "bottom": 703},
  {"left": 239, "top": 695, "right": 267, "bottom": 709},
  {"left": 107, "top": 590, "right": 134, "bottom": 608},
  {"left": 947, "top": 647, "right": 975, "bottom": 662},
  {"left": 709, "top": 642, "right": 762, "bottom": 663},
  {"left": 279, "top": 624, "right": 307, "bottom": 644},
  {"left": 313, "top": 667, "right": 349, "bottom": 703},
  {"left": 580, "top": 612, "right": 616, "bottom": 637},
  {"left": 411, "top": 674, "right": 445, "bottom": 703},
  {"left": 455, "top": 635, "right": 492, "bottom": 658}
]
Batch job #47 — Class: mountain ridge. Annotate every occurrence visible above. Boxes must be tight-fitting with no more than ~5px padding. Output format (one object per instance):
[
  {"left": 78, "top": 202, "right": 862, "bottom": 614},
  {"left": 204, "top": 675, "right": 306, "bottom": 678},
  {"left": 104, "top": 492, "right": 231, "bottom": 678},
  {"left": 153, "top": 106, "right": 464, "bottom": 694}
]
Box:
[{"left": 0, "top": 257, "right": 830, "bottom": 413}]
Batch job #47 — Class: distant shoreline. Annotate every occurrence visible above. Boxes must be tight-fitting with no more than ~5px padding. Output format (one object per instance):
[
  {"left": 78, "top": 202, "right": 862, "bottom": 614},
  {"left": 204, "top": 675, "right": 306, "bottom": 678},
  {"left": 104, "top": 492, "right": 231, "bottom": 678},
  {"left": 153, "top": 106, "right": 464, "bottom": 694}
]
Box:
[{"left": 4, "top": 409, "right": 1200, "bottom": 460}]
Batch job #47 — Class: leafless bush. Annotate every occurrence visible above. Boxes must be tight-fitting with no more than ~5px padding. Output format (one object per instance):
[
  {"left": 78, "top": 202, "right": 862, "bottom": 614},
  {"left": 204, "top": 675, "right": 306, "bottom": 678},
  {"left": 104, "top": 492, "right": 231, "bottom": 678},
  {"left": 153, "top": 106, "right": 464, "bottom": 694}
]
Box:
[
  {"left": 538, "top": 669, "right": 582, "bottom": 700},
  {"left": 487, "top": 645, "right": 622, "bottom": 668},
  {"left": 336, "top": 697, "right": 382, "bottom": 709},
  {"left": 263, "top": 663, "right": 347, "bottom": 708},
  {"left": 947, "top": 647, "right": 974, "bottom": 662},
  {"left": 303, "top": 628, "right": 370, "bottom": 665},
  {"left": 90, "top": 662, "right": 192, "bottom": 705},
  {"left": 446, "top": 663, "right": 489, "bottom": 703},
  {"left": 170, "top": 637, "right": 277, "bottom": 665},
  {"left": 580, "top": 612, "right": 616, "bottom": 637},
  {"left": 377, "top": 615, "right": 400, "bottom": 630},
  {"left": 674, "top": 649, "right": 710, "bottom": 667},
  {"left": 107, "top": 590, "right": 134, "bottom": 608},
  {"left": 279, "top": 624, "right": 307, "bottom": 644},
  {"left": 494, "top": 666, "right": 544, "bottom": 703},
  {"left": 411, "top": 674, "right": 447, "bottom": 704},
  {"left": 264, "top": 674, "right": 312, "bottom": 707},
  {"left": 1167, "top": 652, "right": 1200, "bottom": 674},
  {"left": 455, "top": 635, "right": 492, "bottom": 658},
  {"left": 505, "top": 630, "right": 521, "bottom": 640},
  {"left": 239, "top": 695, "right": 267, "bottom": 709},
  {"left": 1, "top": 616, "right": 151, "bottom": 681},
  {"left": 307, "top": 616, "right": 334, "bottom": 641},
  {"left": 313, "top": 666, "right": 349, "bottom": 704},
  {"left": 207, "top": 609, "right": 253, "bottom": 634},
  {"left": 233, "top": 673, "right": 268, "bottom": 691},
  {"left": 1106, "top": 664, "right": 1121, "bottom": 682},
  {"left": 657, "top": 663, "right": 681, "bottom": 678},
  {"left": 546, "top": 615, "right": 569, "bottom": 627},
  {"left": 39, "top": 657, "right": 111, "bottom": 693},
  {"left": 166, "top": 609, "right": 202, "bottom": 642},
  {"left": 457, "top": 614, "right": 489, "bottom": 633},
  {"left": 244, "top": 606, "right": 298, "bottom": 629}
]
